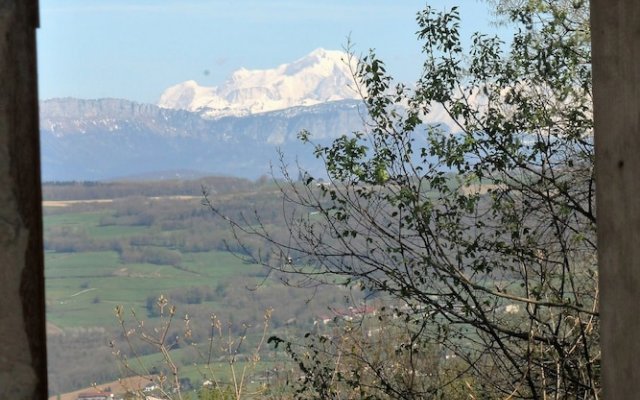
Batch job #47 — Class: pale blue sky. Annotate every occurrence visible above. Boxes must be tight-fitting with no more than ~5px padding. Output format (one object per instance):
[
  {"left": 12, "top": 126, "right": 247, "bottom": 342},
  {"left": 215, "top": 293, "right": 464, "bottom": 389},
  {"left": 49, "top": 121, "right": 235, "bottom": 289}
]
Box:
[{"left": 37, "top": 0, "right": 503, "bottom": 104}]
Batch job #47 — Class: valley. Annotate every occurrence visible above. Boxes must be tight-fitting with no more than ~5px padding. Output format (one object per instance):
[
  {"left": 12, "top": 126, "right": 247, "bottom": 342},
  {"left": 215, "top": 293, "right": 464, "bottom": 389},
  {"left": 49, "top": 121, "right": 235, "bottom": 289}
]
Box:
[{"left": 43, "top": 178, "right": 366, "bottom": 397}]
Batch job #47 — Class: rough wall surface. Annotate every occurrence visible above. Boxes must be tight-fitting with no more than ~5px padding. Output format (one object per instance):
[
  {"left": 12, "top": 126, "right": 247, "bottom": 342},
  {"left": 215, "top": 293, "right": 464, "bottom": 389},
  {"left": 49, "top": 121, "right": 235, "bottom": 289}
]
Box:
[
  {"left": 592, "top": 0, "right": 640, "bottom": 398},
  {"left": 0, "top": 1, "right": 47, "bottom": 398}
]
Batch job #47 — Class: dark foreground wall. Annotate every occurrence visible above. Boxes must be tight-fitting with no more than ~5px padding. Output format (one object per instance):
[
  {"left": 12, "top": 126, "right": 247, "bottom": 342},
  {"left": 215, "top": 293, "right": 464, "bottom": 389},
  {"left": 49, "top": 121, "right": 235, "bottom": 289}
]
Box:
[
  {"left": 0, "top": 1, "right": 47, "bottom": 398},
  {"left": 592, "top": 0, "right": 640, "bottom": 398}
]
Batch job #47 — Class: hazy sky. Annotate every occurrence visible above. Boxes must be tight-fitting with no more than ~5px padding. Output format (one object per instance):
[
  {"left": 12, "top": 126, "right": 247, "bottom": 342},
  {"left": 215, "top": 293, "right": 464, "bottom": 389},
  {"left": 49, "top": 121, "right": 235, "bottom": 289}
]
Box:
[{"left": 37, "top": 0, "right": 504, "bottom": 104}]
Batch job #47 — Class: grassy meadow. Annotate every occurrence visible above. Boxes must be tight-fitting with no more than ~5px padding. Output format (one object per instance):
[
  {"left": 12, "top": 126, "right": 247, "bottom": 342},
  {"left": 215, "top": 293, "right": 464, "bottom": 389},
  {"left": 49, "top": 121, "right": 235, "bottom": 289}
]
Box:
[
  {"left": 42, "top": 178, "right": 357, "bottom": 396},
  {"left": 43, "top": 177, "right": 487, "bottom": 397}
]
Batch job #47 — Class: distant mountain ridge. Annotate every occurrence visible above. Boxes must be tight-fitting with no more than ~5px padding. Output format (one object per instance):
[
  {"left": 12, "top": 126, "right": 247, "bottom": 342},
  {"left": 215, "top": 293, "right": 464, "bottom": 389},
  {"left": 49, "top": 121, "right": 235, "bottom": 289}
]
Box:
[
  {"left": 41, "top": 97, "right": 208, "bottom": 138},
  {"left": 40, "top": 49, "right": 463, "bottom": 182},
  {"left": 40, "top": 97, "right": 365, "bottom": 181},
  {"left": 158, "top": 48, "right": 360, "bottom": 118}
]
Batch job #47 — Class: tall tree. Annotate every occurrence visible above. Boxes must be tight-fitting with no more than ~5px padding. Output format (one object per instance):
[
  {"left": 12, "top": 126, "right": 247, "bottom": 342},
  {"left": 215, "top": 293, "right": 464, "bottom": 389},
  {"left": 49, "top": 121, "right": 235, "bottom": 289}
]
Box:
[{"left": 209, "top": 1, "right": 598, "bottom": 398}]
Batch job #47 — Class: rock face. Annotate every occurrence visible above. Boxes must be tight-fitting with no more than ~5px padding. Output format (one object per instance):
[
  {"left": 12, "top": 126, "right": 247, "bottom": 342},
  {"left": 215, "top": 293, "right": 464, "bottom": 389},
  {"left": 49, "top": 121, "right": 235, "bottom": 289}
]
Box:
[
  {"left": 40, "top": 98, "right": 215, "bottom": 138},
  {"left": 157, "top": 48, "right": 360, "bottom": 118},
  {"left": 40, "top": 98, "right": 365, "bottom": 181}
]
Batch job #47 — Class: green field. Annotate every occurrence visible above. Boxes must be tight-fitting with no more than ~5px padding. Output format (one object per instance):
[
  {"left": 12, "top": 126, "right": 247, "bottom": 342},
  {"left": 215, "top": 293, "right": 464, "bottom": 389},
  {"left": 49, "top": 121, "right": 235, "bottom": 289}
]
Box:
[
  {"left": 42, "top": 185, "right": 358, "bottom": 396},
  {"left": 43, "top": 199, "right": 268, "bottom": 325},
  {"left": 45, "top": 248, "right": 263, "bottom": 328}
]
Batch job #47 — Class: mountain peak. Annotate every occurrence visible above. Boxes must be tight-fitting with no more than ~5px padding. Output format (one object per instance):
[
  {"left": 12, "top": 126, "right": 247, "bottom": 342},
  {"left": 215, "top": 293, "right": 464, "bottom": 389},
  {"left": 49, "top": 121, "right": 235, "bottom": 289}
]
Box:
[
  {"left": 310, "top": 48, "right": 349, "bottom": 60},
  {"left": 158, "top": 49, "right": 359, "bottom": 118},
  {"left": 310, "top": 47, "right": 328, "bottom": 57}
]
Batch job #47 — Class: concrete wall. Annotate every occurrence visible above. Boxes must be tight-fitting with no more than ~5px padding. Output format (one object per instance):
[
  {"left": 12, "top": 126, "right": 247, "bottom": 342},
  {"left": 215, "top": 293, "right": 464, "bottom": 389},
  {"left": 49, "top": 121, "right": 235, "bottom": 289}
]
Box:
[
  {"left": 0, "top": 1, "right": 47, "bottom": 399},
  {"left": 592, "top": 0, "right": 640, "bottom": 398}
]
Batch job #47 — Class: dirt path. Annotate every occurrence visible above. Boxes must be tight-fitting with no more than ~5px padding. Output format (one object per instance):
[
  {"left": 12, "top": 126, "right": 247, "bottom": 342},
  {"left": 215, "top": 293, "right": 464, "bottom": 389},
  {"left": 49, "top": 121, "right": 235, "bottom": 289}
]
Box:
[{"left": 69, "top": 288, "right": 97, "bottom": 297}]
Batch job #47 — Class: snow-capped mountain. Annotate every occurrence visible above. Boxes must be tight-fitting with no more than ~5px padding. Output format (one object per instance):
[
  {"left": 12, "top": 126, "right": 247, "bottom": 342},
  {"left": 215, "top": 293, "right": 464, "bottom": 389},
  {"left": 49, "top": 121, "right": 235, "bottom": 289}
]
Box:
[
  {"left": 40, "top": 50, "right": 472, "bottom": 181},
  {"left": 158, "top": 48, "right": 360, "bottom": 118}
]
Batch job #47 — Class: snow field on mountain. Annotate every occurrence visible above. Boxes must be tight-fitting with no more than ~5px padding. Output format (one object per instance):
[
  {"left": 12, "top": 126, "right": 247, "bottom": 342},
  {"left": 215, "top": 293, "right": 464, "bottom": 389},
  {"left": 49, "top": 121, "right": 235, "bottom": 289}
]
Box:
[{"left": 158, "top": 49, "right": 360, "bottom": 118}]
